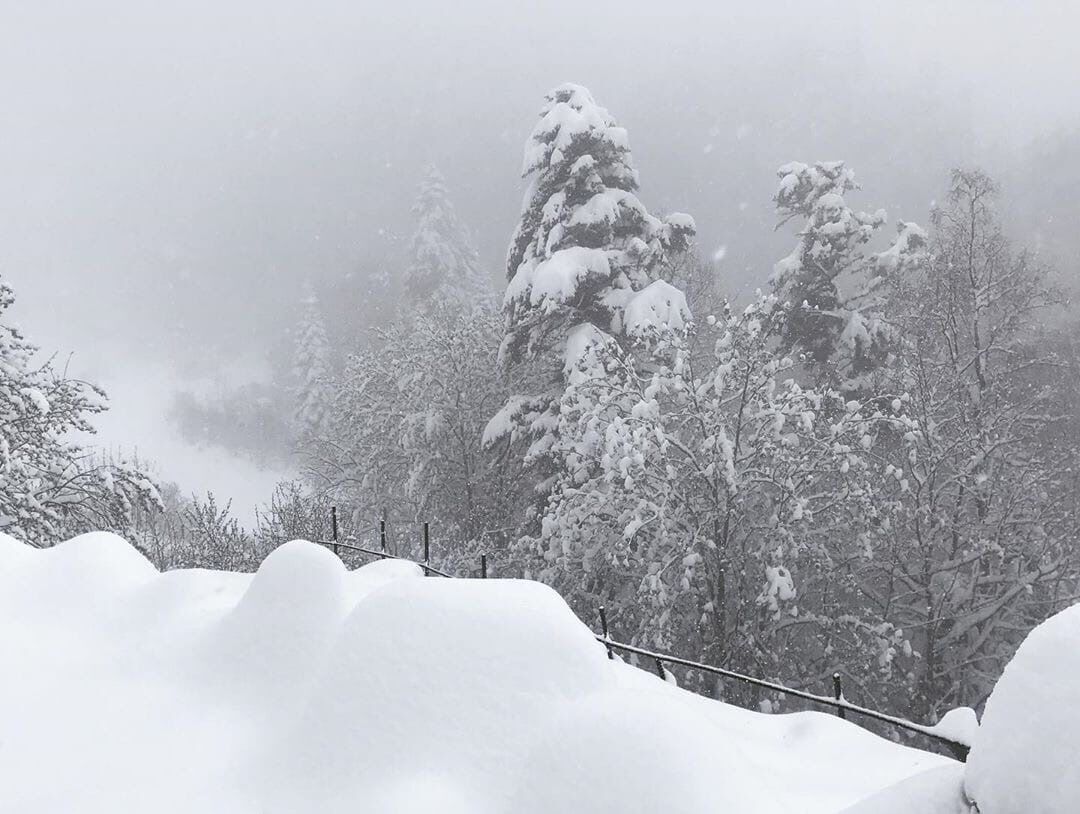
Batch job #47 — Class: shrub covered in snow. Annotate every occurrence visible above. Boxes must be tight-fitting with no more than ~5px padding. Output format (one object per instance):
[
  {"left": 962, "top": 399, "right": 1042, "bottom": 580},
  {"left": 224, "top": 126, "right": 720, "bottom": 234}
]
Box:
[{"left": 0, "top": 277, "right": 160, "bottom": 544}]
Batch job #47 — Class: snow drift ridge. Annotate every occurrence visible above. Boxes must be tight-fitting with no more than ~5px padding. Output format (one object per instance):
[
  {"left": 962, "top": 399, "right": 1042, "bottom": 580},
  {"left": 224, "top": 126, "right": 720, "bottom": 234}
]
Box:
[{"left": 0, "top": 533, "right": 965, "bottom": 813}]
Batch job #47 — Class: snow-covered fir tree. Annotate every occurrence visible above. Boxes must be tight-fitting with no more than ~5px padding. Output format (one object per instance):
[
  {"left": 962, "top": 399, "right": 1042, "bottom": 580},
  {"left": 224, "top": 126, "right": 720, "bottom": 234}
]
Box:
[
  {"left": 489, "top": 84, "right": 695, "bottom": 495},
  {"left": 292, "top": 281, "right": 334, "bottom": 440},
  {"left": 501, "top": 84, "right": 695, "bottom": 363},
  {"left": 405, "top": 164, "right": 493, "bottom": 311},
  {"left": 0, "top": 277, "right": 160, "bottom": 544},
  {"left": 771, "top": 161, "right": 925, "bottom": 392}
]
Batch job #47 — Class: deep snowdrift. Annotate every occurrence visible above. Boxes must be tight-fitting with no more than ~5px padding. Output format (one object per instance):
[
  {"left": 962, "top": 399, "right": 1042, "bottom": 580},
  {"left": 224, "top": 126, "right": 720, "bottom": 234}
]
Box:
[
  {"left": 964, "top": 602, "right": 1080, "bottom": 813},
  {"left": 0, "top": 533, "right": 953, "bottom": 813}
]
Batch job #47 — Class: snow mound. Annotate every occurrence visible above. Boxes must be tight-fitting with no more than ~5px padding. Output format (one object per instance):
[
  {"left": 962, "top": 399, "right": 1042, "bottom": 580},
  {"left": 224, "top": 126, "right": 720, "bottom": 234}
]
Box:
[
  {"left": 0, "top": 534, "right": 951, "bottom": 813},
  {"left": 928, "top": 706, "right": 979, "bottom": 747},
  {"left": 841, "top": 765, "right": 969, "bottom": 814},
  {"left": 0, "top": 531, "right": 33, "bottom": 574},
  {"left": 1, "top": 531, "right": 156, "bottom": 617},
  {"left": 268, "top": 577, "right": 611, "bottom": 812},
  {"left": 964, "top": 603, "right": 1080, "bottom": 813},
  {"left": 213, "top": 540, "right": 348, "bottom": 710},
  {"left": 508, "top": 688, "right": 743, "bottom": 813}
]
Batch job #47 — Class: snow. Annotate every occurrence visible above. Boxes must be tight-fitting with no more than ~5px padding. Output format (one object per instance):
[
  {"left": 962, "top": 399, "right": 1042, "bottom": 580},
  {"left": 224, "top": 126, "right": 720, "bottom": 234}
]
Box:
[
  {"left": 927, "top": 706, "right": 979, "bottom": 748},
  {"left": 482, "top": 394, "right": 530, "bottom": 445},
  {"left": 623, "top": 279, "right": 692, "bottom": 337},
  {"left": 527, "top": 246, "right": 612, "bottom": 308},
  {"left": 964, "top": 602, "right": 1080, "bottom": 813},
  {"left": 841, "top": 765, "right": 970, "bottom": 814},
  {"left": 0, "top": 533, "right": 954, "bottom": 813},
  {"left": 522, "top": 84, "right": 628, "bottom": 176},
  {"left": 563, "top": 322, "right": 610, "bottom": 383},
  {"left": 21, "top": 386, "right": 50, "bottom": 414},
  {"left": 874, "top": 220, "right": 928, "bottom": 274},
  {"left": 503, "top": 246, "right": 614, "bottom": 316}
]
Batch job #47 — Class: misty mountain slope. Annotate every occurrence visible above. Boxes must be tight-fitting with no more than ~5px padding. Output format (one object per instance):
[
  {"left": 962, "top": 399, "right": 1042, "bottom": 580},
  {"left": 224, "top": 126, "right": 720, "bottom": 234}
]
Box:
[{"left": 0, "top": 533, "right": 956, "bottom": 814}]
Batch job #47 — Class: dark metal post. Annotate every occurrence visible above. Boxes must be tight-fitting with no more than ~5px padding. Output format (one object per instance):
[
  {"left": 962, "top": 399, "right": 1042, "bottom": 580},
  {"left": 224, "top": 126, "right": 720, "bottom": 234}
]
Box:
[
  {"left": 599, "top": 606, "right": 614, "bottom": 660},
  {"left": 654, "top": 657, "right": 666, "bottom": 680},
  {"left": 480, "top": 553, "right": 487, "bottom": 579},
  {"left": 948, "top": 741, "right": 970, "bottom": 762},
  {"left": 380, "top": 519, "right": 387, "bottom": 559},
  {"left": 330, "top": 506, "right": 339, "bottom": 556},
  {"left": 833, "top": 672, "right": 846, "bottom": 719},
  {"left": 423, "top": 522, "right": 430, "bottom": 567}
]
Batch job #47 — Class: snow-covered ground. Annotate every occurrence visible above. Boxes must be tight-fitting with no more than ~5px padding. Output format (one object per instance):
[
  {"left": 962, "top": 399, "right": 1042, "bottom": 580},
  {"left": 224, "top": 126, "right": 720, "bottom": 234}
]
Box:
[{"left": 0, "top": 533, "right": 1071, "bottom": 813}]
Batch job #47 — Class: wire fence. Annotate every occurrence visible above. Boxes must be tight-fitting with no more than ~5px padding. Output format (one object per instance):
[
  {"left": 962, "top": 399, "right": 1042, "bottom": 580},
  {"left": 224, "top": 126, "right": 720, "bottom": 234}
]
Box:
[{"left": 316, "top": 507, "right": 971, "bottom": 762}]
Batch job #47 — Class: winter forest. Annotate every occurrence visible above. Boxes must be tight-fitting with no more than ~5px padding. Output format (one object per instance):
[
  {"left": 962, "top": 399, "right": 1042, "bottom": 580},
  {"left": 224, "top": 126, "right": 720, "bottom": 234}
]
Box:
[{"left": 3, "top": 3, "right": 1079, "bottom": 812}]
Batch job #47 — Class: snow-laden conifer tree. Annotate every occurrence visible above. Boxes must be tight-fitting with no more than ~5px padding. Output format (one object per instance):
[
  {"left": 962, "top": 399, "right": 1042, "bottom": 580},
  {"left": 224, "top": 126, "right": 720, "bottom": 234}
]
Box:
[
  {"left": 292, "top": 281, "right": 334, "bottom": 439},
  {"left": 405, "top": 164, "right": 493, "bottom": 311},
  {"left": 772, "top": 161, "right": 925, "bottom": 392},
  {"left": 502, "top": 84, "right": 695, "bottom": 362},
  {"left": 0, "top": 277, "right": 160, "bottom": 544},
  {"left": 489, "top": 84, "right": 695, "bottom": 481}
]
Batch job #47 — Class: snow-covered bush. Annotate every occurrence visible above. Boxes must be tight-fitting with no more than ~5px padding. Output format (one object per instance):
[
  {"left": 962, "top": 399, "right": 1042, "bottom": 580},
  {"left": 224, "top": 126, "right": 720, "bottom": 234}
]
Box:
[
  {"left": 517, "top": 292, "right": 914, "bottom": 701},
  {"left": 0, "top": 277, "right": 160, "bottom": 545}
]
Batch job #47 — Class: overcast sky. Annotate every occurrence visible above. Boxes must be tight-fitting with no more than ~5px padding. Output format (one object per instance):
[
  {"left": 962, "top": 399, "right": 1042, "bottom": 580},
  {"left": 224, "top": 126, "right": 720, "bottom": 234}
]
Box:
[{"left": 2, "top": 0, "right": 1078, "bottom": 517}]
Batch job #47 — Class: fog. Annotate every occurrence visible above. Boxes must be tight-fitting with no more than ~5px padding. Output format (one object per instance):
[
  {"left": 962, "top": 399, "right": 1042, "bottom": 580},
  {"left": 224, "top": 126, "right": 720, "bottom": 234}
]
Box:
[{"left": 3, "top": 0, "right": 1078, "bottom": 516}]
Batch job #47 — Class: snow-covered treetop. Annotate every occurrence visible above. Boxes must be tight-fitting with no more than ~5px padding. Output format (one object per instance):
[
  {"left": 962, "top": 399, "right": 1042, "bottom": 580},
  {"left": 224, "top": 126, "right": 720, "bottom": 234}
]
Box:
[
  {"left": 772, "top": 161, "right": 885, "bottom": 287},
  {"left": 406, "top": 164, "right": 493, "bottom": 312},
  {"left": 863, "top": 220, "right": 928, "bottom": 295},
  {"left": 519, "top": 84, "right": 635, "bottom": 182},
  {"left": 502, "top": 84, "right": 695, "bottom": 366},
  {"left": 775, "top": 161, "right": 857, "bottom": 220},
  {"left": 771, "top": 161, "right": 924, "bottom": 389}
]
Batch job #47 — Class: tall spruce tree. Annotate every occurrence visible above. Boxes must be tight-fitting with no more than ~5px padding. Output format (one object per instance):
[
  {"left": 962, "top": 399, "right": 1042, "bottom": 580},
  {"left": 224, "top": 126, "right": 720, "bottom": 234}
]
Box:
[
  {"left": 502, "top": 84, "right": 695, "bottom": 364},
  {"left": 488, "top": 84, "right": 695, "bottom": 472},
  {"left": 405, "top": 164, "right": 492, "bottom": 311},
  {"left": 292, "top": 281, "right": 333, "bottom": 440}
]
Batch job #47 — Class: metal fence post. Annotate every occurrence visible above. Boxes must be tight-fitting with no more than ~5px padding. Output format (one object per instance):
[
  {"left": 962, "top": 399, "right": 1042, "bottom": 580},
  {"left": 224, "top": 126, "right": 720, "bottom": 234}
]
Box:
[
  {"left": 833, "top": 672, "right": 846, "bottom": 719},
  {"left": 598, "top": 606, "right": 614, "bottom": 660},
  {"left": 330, "top": 506, "right": 339, "bottom": 556},
  {"left": 480, "top": 553, "right": 488, "bottom": 578},
  {"left": 422, "top": 522, "right": 430, "bottom": 573},
  {"left": 380, "top": 519, "right": 387, "bottom": 559},
  {"left": 654, "top": 657, "right": 666, "bottom": 680}
]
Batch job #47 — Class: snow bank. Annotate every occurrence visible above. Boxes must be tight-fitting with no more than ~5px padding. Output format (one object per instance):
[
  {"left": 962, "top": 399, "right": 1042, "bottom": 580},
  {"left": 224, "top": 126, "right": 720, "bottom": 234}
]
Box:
[
  {"left": 964, "top": 603, "right": 1080, "bottom": 813},
  {"left": 840, "top": 765, "right": 969, "bottom": 814},
  {"left": 0, "top": 534, "right": 951, "bottom": 813}
]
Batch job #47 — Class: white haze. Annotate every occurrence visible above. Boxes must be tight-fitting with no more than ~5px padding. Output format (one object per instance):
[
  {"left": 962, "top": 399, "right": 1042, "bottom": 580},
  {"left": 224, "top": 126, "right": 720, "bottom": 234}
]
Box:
[{"left": 1, "top": 0, "right": 1078, "bottom": 516}]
